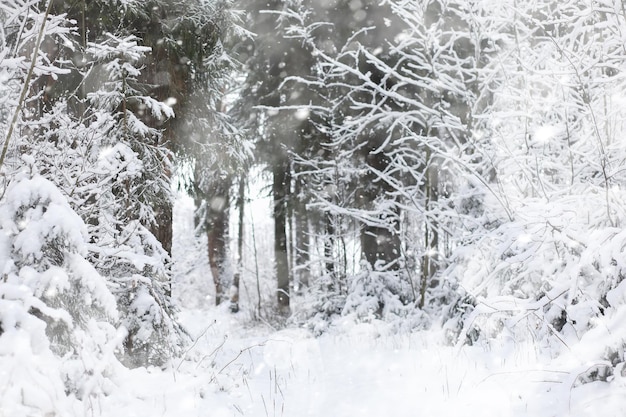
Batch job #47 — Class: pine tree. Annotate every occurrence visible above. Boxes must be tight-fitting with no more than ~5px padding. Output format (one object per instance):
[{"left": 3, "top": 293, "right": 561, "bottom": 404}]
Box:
[
  {"left": 82, "top": 33, "right": 186, "bottom": 366},
  {"left": 0, "top": 3, "right": 123, "bottom": 403}
]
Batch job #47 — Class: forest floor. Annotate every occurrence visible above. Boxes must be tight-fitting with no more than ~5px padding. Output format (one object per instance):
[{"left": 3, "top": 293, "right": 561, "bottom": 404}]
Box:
[
  {"left": 90, "top": 195, "right": 626, "bottom": 417},
  {"left": 95, "top": 305, "right": 625, "bottom": 417}
]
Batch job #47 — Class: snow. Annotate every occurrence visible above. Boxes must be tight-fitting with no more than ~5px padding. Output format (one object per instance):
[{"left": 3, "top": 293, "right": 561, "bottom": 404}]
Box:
[
  {"left": 83, "top": 306, "right": 626, "bottom": 417},
  {"left": 0, "top": 185, "right": 624, "bottom": 417},
  {"left": 31, "top": 196, "right": 615, "bottom": 417},
  {"left": 3, "top": 1, "right": 626, "bottom": 414}
]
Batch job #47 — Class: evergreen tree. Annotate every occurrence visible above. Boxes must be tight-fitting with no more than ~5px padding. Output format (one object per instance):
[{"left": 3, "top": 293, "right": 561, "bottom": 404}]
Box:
[
  {"left": 0, "top": 0, "right": 222, "bottom": 367},
  {"left": 81, "top": 33, "right": 186, "bottom": 366},
  {"left": 0, "top": 4, "right": 123, "bottom": 408}
]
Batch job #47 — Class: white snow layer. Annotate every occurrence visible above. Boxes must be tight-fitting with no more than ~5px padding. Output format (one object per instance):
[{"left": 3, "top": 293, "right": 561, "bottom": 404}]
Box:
[
  {"left": 1, "top": 190, "right": 625, "bottom": 417},
  {"left": 88, "top": 307, "right": 626, "bottom": 417},
  {"left": 77, "top": 197, "right": 626, "bottom": 417}
]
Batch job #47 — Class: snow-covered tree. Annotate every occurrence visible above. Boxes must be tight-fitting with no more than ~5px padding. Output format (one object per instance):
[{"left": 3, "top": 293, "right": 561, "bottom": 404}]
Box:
[
  {"left": 0, "top": 138, "right": 124, "bottom": 415},
  {"left": 440, "top": 0, "right": 626, "bottom": 381},
  {"left": 271, "top": 0, "right": 501, "bottom": 327},
  {"left": 85, "top": 33, "right": 174, "bottom": 230},
  {"left": 1, "top": 0, "right": 189, "bottom": 369},
  {"left": 82, "top": 33, "right": 187, "bottom": 366}
]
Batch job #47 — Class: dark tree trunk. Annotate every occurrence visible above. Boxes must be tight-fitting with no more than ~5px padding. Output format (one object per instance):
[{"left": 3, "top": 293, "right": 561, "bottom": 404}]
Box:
[
  {"left": 324, "top": 211, "right": 336, "bottom": 276},
  {"left": 294, "top": 180, "right": 311, "bottom": 291},
  {"left": 150, "top": 203, "right": 173, "bottom": 297},
  {"left": 360, "top": 225, "right": 378, "bottom": 268},
  {"left": 207, "top": 189, "right": 229, "bottom": 305},
  {"left": 150, "top": 205, "right": 173, "bottom": 255},
  {"left": 230, "top": 176, "right": 245, "bottom": 312},
  {"left": 273, "top": 157, "right": 290, "bottom": 311},
  {"left": 360, "top": 224, "right": 401, "bottom": 270},
  {"left": 359, "top": 136, "right": 402, "bottom": 270}
]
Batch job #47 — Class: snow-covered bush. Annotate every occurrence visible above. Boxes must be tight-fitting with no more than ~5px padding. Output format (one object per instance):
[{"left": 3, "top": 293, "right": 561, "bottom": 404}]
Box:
[
  {"left": 0, "top": 173, "right": 123, "bottom": 413},
  {"left": 297, "top": 272, "right": 347, "bottom": 335},
  {"left": 445, "top": 189, "right": 626, "bottom": 385},
  {"left": 436, "top": 0, "right": 626, "bottom": 387},
  {"left": 0, "top": 286, "right": 76, "bottom": 416},
  {"left": 342, "top": 261, "right": 428, "bottom": 332},
  {"left": 0, "top": 172, "right": 118, "bottom": 323},
  {"left": 107, "top": 220, "right": 188, "bottom": 367},
  {"left": 299, "top": 259, "right": 426, "bottom": 334},
  {"left": 343, "top": 262, "right": 410, "bottom": 320}
]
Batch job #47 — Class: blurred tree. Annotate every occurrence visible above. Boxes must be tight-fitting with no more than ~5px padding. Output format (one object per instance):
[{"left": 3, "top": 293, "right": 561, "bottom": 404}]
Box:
[
  {"left": 234, "top": 0, "right": 315, "bottom": 312},
  {"left": 276, "top": 0, "right": 504, "bottom": 319}
]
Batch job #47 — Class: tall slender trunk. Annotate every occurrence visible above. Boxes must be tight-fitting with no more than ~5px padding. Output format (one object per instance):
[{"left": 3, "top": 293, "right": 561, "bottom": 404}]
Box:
[
  {"left": 230, "top": 175, "right": 245, "bottom": 312},
  {"left": 324, "top": 211, "right": 335, "bottom": 277},
  {"left": 206, "top": 183, "right": 230, "bottom": 306},
  {"left": 151, "top": 201, "right": 173, "bottom": 298},
  {"left": 294, "top": 177, "right": 310, "bottom": 291},
  {"left": 273, "top": 157, "right": 290, "bottom": 311},
  {"left": 419, "top": 152, "right": 439, "bottom": 308}
]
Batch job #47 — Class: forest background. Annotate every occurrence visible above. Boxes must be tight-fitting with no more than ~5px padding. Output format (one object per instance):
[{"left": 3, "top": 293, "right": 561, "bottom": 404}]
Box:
[{"left": 2, "top": 0, "right": 626, "bottom": 415}]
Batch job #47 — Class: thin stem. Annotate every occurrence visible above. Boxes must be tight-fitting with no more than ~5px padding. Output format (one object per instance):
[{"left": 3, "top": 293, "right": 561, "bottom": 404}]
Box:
[{"left": 0, "top": 0, "right": 54, "bottom": 173}]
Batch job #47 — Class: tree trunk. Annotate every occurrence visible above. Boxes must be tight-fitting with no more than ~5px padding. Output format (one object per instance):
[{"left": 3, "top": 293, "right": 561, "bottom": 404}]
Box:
[
  {"left": 324, "top": 211, "right": 335, "bottom": 277},
  {"left": 273, "top": 157, "right": 290, "bottom": 311},
  {"left": 207, "top": 186, "right": 230, "bottom": 306},
  {"left": 294, "top": 185, "right": 310, "bottom": 291},
  {"left": 359, "top": 138, "right": 402, "bottom": 270},
  {"left": 419, "top": 153, "right": 439, "bottom": 308},
  {"left": 290, "top": 172, "right": 310, "bottom": 293},
  {"left": 230, "top": 175, "right": 245, "bottom": 313},
  {"left": 150, "top": 205, "right": 173, "bottom": 255},
  {"left": 150, "top": 203, "right": 173, "bottom": 297}
]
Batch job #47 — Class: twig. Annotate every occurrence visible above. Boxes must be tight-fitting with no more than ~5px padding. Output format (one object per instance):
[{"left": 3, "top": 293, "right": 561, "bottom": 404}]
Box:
[
  {"left": 175, "top": 320, "right": 216, "bottom": 372},
  {"left": 212, "top": 342, "right": 266, "bottom": 381},
  {"left": 0, "top": 0, "right": 54, "bottom": 172},
  {"left": 196, "top": 335, "right": 228, "bottom": 370},
  {"left": 261, "top": 394, "right": 269, "bottom": 417},
  {"left": 478, "top": 368, "right": 569, "bottom": 385}
]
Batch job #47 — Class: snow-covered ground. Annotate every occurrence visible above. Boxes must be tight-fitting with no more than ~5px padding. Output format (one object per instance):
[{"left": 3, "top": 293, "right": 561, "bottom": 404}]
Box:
[
  {"left": 88, "top": 196, "right": 626, "bottom": 417},
  {"left": 94, "top": 305, "right": 626, "bottom": 417}
]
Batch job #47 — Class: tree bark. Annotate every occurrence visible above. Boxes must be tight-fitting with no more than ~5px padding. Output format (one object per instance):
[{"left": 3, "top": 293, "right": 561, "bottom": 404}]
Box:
[
  {"left": 360, "top": 224, "right": 401, "bottom": 270},
  {"left": 150, "top": 203, "right": 173, "bottom": 297},
  {"left": 230, "top": 175, "right": 245, "bottom": 312},
  {"left": 359, "top": 137, "right": 402, "bottom": 270},
  {"left": 273, "top": 157, "right": 290, "bottom": 311},
  {"left": 150, "top": 205, "right": 173, "bottom": 255},
  {"left": 324, "top": 211, "right": 335, "bottom": 276},
  {"left": 207, "top": 190, "right": 229, "bottom": 305},
  {"left": 294, "top": 183, "right": 311, "bottom": 291}
]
